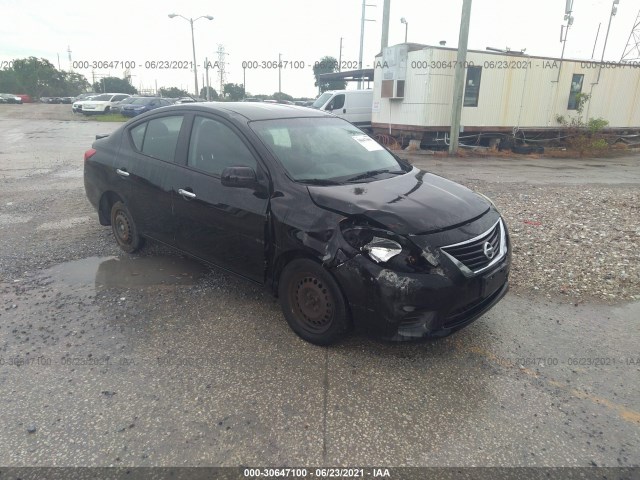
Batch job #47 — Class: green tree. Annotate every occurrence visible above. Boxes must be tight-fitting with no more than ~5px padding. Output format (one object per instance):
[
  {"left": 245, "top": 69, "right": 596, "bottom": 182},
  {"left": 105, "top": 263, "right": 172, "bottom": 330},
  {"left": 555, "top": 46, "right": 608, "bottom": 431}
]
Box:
[
  {"left": 61, "top": 72, "right": 90, "bottom": 96},
  {"left": 313, "top": 56, "right": 346, "bottom": 93},
  {"left": 92, "top": 76, "right": 137, "bottom": 94},
  {"left": 200, "top": 86, "right": 218, "bottom": 100},
  {"left": 0, "top": 70, "right": 20, "bottom": 94},
  {"left": 0, "top": 57, "right": 92, "bottom": 97},
  {"left": 158, "top": 87, "right": 189, "bottom": 98},
  {"left": 223, "top": 83, "right": 245, "bottom": 101}
]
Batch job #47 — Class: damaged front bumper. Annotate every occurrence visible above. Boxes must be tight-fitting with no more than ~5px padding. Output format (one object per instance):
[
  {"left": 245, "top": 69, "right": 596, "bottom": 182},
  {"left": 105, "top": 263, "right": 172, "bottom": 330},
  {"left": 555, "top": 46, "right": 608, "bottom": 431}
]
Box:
[{"left": 331, "top": 250, "right": 510, "bottom": 341}]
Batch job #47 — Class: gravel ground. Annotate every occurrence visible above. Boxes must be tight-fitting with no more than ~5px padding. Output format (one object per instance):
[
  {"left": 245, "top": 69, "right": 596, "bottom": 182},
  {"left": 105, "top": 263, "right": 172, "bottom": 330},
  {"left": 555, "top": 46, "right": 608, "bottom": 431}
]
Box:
[{"left": 466, "top": 181, "right": 640, "bottom": 302}]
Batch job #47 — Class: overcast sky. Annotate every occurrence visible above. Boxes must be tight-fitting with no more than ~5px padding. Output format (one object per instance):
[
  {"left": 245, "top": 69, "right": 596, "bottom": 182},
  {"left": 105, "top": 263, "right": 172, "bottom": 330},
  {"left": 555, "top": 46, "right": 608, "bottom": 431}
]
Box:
[{"left": 1, "top": 0, "right": 639, "bottom": 98}]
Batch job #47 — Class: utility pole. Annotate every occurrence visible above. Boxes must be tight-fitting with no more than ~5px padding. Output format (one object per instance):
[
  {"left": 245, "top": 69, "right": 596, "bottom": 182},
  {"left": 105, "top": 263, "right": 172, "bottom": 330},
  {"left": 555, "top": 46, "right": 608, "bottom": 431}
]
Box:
[
  {"left": 204, "top": 58, "right": 210, "bottom": 100},
  {"left": 278, "top": 53, "right": 282, "bottom": 94},
  {"left": 381, "top": 0, "right": 390, "bottom": 50},
  {"left": 448, "top": 0, "right": 472, "bottom": 155},
  {"left": 216, "top": 45, "right": 228, "bottom": 98},
  {"left": 358, "top": 0, "right": 375, "bottom": 89},
  {"left": 338, "top": 38, "right": 343, "bottom": 71},
  {"left": 597, "top": 0, "right": 620, "bottom": 83}
]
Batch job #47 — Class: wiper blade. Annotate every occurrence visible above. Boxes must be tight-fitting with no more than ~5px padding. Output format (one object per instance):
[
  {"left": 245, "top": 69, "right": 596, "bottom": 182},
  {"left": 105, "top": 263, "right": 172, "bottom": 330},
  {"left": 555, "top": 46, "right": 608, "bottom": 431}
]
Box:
[
  {"left": 345, "top": 169, "right": 404, "bottom": 183},
  {"left": 297, "top": 178, "right": 342, "bottom": 185}
]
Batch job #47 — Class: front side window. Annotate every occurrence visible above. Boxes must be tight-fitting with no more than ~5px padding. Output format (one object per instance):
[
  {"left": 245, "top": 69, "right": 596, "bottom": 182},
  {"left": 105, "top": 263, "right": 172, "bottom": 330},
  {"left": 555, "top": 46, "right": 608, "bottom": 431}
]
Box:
[
  {"left": 187, "top": 116, "right": 257, "bottom": 176},
  {"left": 327, "top": 94, "right": 345, "bottom": 110},
  {"left": 567, "top": 74, "right": 584, "bottom": 110},
  {"left": 140, "top": 115, "right": 184, "bottom": 162},
  {"left": 463, "top": 66, "right": 482, "bottom": 107}
]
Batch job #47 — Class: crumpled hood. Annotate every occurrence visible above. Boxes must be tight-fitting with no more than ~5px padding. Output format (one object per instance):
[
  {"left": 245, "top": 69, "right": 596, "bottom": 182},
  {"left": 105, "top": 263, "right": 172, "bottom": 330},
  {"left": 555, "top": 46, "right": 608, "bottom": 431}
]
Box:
[{"left": 307, "top": 168, "right": 490, "bottom": 235}]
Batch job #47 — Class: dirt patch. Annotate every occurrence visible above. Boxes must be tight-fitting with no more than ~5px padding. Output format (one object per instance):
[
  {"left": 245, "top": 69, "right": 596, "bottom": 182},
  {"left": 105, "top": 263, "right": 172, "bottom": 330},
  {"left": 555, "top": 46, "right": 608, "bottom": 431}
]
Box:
[{"left": 0, "top": 104, "right": 88, "bottom": 122}]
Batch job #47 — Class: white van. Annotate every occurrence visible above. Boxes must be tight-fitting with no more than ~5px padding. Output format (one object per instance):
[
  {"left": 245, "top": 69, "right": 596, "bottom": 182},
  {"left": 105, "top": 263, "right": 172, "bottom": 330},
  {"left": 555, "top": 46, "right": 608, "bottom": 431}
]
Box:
[{"left": 311, "top": 89, "right": 373, "bottom": 129}]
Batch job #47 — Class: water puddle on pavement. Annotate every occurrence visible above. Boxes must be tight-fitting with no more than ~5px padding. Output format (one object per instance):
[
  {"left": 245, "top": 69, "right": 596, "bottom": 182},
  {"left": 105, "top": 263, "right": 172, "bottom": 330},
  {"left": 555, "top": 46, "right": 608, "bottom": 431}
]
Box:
[{"left": 44, "top": 255, "right": 210, "bottom": 290}]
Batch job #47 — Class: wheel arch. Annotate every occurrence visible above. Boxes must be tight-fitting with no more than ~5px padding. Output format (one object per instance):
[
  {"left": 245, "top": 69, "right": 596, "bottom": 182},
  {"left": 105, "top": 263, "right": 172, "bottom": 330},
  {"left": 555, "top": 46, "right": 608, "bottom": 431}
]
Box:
[{"left": 98, "top": 191, "right": 124, "bottom": 226}]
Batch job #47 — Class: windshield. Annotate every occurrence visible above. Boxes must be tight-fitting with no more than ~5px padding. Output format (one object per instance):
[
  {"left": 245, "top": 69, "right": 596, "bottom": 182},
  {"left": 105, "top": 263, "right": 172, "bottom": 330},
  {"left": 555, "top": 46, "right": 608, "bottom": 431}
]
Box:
[
  {"left": 131, "top": 97, "right": 155, "bottom": 105},
  {"left": 250, "top": 117, "right": 406, "bottom": 183},
  {"left": 311, "top": 92, "right": 332, "bottom": 109}
]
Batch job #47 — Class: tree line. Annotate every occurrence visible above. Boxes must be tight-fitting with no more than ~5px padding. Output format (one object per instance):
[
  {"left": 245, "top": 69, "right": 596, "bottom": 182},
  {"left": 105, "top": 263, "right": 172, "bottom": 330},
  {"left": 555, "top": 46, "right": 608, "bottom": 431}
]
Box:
[{"left": 0, "top": 55, "right": 346, "bottom": 99}]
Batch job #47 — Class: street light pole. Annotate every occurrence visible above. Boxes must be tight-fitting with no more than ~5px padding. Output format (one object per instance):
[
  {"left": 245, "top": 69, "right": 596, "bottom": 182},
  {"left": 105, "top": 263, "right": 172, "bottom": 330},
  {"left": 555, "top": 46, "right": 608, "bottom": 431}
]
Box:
[
  {"left": 189, "top": 18, "right": 198, "bottom": 97},
  {"left": 401, "top": 17, "right": 408, "bottom": 43},
  {"left": 168, "top": 13, "right": 214, "bottom": 97}
]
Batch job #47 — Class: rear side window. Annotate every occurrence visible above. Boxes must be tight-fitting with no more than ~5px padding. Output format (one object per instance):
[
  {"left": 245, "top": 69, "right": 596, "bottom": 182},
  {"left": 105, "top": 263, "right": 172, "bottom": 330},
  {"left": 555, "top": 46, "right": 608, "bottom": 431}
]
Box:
[
  {"left": 140, "top": 115, "right": 184, "bottom": 162},
  {"left": 130, "top": 123, "right": 146, "bottom": 151},
  {"left": 188, "top": 116, "right": 256, "bottom": 176}
]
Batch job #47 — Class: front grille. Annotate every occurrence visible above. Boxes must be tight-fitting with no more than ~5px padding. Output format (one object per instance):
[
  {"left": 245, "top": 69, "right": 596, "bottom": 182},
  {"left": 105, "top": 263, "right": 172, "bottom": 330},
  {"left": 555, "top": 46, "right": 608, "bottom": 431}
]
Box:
[{"left": 441, "top": 219, "right": 504, "bottom": 275}]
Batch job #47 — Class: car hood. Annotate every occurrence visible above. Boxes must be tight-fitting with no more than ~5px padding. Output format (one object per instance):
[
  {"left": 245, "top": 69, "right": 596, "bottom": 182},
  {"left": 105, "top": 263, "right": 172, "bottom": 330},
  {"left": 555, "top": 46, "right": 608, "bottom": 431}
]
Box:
[{"left": 306, "top": 168, "right": 490, "bottom": 235}]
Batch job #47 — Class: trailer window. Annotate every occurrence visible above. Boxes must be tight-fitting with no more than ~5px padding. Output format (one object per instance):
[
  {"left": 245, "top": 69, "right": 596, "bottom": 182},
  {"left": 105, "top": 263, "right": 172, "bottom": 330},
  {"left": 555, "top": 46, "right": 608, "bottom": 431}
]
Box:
[
  {"left": 463, "top": 66, "right": 482, "bottom": 107},
  {"left": 567, "top": 74, "right": 584, "bottom": 110}
]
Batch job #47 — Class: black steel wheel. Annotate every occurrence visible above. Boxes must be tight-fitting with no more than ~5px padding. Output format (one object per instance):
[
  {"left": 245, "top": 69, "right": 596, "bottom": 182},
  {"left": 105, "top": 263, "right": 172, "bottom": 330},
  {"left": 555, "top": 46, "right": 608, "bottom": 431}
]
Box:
[
  {"left": 278, "top": 259, "right": 350, "bottom": 345},
  {"left": 110, "top": 201, "right": 143, "bottom": 253}
]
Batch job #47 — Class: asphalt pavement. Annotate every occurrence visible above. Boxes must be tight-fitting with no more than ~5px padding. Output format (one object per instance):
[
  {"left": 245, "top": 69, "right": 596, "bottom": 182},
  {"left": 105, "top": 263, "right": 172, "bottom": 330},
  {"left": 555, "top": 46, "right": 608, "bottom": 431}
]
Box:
[{"left": 0, "top": 106, "right": 638, "bottom": 469}]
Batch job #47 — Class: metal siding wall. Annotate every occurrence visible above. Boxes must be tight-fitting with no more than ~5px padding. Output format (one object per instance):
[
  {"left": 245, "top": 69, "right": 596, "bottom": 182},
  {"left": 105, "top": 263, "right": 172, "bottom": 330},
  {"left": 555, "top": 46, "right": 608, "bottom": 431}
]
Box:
[{"left": 374, "top": 45, "right": 640, "bottom": 130}]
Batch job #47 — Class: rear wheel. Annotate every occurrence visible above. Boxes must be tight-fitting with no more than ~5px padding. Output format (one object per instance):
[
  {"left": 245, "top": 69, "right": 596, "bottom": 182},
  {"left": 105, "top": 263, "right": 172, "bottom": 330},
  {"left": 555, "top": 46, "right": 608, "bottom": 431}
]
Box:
[
  {"left": 110, "top": 201, "right": 144, "bottom": 253},
  {"left": 278, "top": 259, "right": 350, "bottom": 345}
]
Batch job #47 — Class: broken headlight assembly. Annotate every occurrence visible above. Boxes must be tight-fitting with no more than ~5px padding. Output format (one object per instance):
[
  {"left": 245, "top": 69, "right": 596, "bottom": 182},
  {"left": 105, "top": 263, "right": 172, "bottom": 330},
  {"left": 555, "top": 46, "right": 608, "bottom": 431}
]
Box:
[{"left": 340, "top": 219, "right": 437, "bottom": 273}]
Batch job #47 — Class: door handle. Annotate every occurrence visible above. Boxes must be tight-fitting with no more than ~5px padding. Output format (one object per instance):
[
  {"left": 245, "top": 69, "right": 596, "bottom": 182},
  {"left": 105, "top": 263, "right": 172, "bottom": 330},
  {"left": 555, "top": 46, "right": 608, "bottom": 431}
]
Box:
[
  {"left": 342, "top": 108, "right": 346, "bottom": 114},
  {"left": 116, "top": 168, "right": 129, "bottom": 177},
  {"left": 178, "top": 188, "right": 196, "bottom": 199}
]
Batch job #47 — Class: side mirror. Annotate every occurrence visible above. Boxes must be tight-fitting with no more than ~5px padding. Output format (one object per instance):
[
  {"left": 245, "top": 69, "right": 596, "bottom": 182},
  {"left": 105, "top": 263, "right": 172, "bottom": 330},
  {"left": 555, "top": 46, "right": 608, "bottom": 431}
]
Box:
[
  {"left": 325, "top": 103, "right": 333, "bottom": 111},
  {"left": 221, "top": 166, "right": 258, "bottom": 189}
]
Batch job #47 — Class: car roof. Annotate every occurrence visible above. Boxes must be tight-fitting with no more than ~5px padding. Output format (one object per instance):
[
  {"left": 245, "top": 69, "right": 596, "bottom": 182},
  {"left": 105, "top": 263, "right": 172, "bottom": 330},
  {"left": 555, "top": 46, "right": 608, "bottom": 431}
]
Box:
[{"left": 170, "top": 102, "right": 332, "bottom": 121}]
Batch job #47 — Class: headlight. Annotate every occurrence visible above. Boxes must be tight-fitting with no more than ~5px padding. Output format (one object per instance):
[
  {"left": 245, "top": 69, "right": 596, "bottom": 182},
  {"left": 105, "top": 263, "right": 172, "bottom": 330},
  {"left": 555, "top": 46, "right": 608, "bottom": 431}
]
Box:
[
  {"left": 340, "top": 219, "right": 436, "bottom": 272},
  {"left": 363, "top": 237, "right": 402, "bottom": 263}
]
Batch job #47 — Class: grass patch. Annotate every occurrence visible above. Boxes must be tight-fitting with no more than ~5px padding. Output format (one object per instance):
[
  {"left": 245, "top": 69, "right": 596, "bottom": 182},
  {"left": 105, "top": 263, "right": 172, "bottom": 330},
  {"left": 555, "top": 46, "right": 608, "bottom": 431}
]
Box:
[{"left": 89, "top": 113, "right": 127, "bottom": 122}]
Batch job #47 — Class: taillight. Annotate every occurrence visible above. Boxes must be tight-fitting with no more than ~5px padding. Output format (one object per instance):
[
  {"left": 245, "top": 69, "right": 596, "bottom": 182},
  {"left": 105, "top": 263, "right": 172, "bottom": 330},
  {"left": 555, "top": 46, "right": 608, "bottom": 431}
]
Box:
[{"left": 84, "top": 148, "right": 97, "bottom": 162}]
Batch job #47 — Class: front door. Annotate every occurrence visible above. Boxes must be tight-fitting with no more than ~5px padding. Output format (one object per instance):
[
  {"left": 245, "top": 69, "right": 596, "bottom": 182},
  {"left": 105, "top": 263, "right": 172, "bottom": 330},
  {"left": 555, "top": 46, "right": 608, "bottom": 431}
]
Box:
[{"left": 171, "top": 114, "right": 269, "bottom": 282}]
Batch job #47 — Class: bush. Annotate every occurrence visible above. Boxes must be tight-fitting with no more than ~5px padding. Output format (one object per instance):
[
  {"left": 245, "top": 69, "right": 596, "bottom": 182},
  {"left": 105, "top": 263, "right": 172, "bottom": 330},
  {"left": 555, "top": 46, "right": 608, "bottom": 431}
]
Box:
[{"left": 555, "top": 94, "right": 610, "bottom": 156}]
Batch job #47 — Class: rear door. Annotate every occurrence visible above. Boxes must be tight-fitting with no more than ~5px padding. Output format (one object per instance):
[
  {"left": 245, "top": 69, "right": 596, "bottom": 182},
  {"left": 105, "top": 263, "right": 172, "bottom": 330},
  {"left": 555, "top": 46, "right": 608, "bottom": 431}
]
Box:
[
  {"left": 117, "top": 113, "right": 188, "bottom": 245},
  {"left": 171, "top": 114, "right": 269, "bottom": 282}
]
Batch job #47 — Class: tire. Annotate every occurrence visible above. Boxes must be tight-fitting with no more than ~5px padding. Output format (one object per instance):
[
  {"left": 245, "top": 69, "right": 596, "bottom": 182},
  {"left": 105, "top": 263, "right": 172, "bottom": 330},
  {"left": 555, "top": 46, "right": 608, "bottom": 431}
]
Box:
[
  {"left": 110, "top": 201, "right": 144, "bottom": 253},
  {"left": 278, "top": 259, "right": 350, "bottom": 345}
]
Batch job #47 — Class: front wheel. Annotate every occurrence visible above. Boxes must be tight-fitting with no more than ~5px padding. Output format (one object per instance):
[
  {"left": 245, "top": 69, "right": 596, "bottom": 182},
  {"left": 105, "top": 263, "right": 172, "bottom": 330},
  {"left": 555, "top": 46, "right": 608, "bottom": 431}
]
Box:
[
  {"left": 278, "top": 259, "right": 350, "bottom": 345},
  {"left": 110, "top": 201, "right": 144, "bottom": 253}
]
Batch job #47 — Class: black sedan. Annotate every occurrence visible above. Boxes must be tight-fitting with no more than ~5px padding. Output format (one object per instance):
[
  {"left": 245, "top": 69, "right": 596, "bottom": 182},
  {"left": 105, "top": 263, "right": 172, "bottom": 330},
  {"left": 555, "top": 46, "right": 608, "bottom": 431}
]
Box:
[{"left": 84, "top": 103, "right": 510, "bottom": 344}]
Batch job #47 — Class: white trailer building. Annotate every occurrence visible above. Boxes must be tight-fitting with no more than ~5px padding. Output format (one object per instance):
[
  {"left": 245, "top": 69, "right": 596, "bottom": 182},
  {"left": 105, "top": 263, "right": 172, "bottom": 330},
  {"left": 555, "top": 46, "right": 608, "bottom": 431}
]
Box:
[{"left": 371, "top": 43, "right": 640, "bottom": 146}]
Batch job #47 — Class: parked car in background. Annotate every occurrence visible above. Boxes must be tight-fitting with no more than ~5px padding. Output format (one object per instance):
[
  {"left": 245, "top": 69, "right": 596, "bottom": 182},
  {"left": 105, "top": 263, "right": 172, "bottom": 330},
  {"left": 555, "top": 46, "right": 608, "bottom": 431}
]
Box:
[
  {"left": 81, "top": 93, "right": 131, "bottom": 114},
  {"left": 111, "top": 96, "right": 138, "bottom": 114},
  {"left": 0, "top": 93, "right": 23, "bottom": 104},
  {"left": 121, "top": 97, "right": 172, "bottom": 117},
  {"left": 74, "top": 93, "right": 97, "bottom": 101},
  {"left": 60, "top": 97, "right": 74, "bottom": 104},
  {"left": 174, "top": 97, "right": 202, "bottom": 104},
  {"left": 72, "top": 93, "right": 97, "bottom": 113},
  {"left": 16, "top": 94, "right": 32, "bottom": 103},
  {"left": 312, "top": 89, "right": 373, "bottom": 130},
  {"left": 83, "top": 102, "right": 510, "bottom": 345}
]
